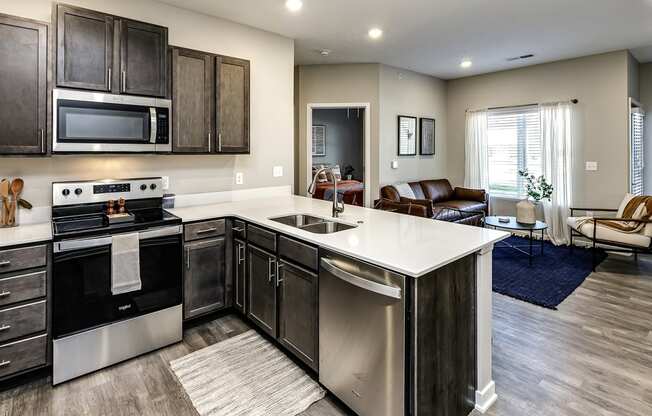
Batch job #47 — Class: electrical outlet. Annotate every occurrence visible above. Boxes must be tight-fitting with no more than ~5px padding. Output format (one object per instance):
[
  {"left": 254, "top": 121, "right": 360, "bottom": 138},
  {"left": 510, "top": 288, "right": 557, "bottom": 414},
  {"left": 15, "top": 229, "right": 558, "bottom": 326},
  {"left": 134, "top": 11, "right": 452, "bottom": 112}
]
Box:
[
  {"left": 235, "top": 172, "right": 244, "bottom": 185},
  {"left": 161, "top": 176, "right": 170, "bottom": 191},
  {"left": 273, "top": 166, "right": 283, "bottom": 177},
  {"left": 391, "top": 160, "right": 399, "bottom": 169},
  {"left": 585, "top": 161, "right": 598, "bottom": 171}
]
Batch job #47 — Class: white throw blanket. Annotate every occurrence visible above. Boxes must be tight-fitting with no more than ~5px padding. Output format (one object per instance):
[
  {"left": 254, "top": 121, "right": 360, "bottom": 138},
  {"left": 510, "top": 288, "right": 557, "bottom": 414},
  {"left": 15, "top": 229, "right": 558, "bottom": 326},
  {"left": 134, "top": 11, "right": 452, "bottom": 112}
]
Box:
[
  {"left": 394, "top": 183, "right": 416, "bottom": 199},
  {"left": 111, "top": 232, "right": 141, "bottom": 295}
]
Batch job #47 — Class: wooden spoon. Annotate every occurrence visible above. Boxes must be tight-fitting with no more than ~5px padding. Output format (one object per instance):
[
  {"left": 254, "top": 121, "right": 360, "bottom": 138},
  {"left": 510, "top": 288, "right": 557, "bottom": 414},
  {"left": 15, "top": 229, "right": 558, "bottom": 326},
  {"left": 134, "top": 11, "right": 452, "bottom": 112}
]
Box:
[
  {"left": 8, "top": 178, "right": 23, "bottom": 226},
  {"left": 0, "top": 179, "right": 9, "bottom": 226}
]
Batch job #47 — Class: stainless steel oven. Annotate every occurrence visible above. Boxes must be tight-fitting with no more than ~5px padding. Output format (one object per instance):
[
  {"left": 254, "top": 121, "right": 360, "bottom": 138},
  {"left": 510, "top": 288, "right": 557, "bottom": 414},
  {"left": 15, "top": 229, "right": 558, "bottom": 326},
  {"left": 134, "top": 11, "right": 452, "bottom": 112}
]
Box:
[{"left": 52, "top": 88, "right": 171, "bottom": 153}]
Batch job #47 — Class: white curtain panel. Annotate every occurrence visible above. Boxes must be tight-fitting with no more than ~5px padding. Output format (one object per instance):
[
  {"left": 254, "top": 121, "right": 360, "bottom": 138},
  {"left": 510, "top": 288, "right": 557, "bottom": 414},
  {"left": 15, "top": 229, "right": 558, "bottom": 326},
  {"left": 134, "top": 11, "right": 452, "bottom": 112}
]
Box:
[
  {"left": 464, "top": 110, "right": 489, "bottom": 190},
  {"left": 540, "top": 102, "right": 574, "bottom": 245}
]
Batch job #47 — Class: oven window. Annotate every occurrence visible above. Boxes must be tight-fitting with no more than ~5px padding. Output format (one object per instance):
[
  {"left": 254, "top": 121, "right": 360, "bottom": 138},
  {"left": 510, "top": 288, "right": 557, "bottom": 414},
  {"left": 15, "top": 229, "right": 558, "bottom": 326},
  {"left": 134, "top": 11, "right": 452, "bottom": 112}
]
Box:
[{"left": 57, "top": 100, "right": 150, "bottom": 143}]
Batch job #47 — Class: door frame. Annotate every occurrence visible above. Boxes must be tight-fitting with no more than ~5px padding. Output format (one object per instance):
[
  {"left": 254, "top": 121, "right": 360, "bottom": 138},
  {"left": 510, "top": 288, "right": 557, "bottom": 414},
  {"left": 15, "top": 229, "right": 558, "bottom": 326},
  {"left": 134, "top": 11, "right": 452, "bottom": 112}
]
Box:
[{"left": 306, "top": 102, "right": 372, "bottom": 207}]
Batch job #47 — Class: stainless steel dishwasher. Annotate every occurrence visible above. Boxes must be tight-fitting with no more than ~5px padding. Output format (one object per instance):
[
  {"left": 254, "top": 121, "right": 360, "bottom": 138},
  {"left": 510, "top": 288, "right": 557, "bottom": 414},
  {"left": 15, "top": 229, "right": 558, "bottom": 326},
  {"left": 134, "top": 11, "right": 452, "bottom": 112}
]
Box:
[{"left": 319, "top": 249, "right": 405, "bottom": 416}]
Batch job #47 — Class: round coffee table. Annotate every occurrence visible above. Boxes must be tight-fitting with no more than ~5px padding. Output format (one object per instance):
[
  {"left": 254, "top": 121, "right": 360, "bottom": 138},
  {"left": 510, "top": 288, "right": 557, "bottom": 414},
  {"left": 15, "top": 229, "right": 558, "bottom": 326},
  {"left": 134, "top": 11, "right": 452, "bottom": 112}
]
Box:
[{"left": 484, "top": 216, "right": 548, "bottom": 265}]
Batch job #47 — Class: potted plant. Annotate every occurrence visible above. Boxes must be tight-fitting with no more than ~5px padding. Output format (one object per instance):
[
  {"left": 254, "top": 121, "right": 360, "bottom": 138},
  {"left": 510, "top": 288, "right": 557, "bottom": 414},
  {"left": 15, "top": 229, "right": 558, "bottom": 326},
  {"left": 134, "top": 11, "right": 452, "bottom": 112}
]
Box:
[{"left": 516, "top": 169, "right": 553, "bottom": 224}]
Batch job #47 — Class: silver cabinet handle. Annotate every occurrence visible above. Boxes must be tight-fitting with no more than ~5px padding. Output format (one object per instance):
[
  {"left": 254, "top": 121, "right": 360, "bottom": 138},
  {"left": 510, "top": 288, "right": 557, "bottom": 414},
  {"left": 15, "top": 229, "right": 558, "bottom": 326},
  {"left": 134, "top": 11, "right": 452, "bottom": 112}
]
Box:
[
  {"left": 0, "top": 324, "right": 10, "bottom": 332},
  {"left": 39, "top": 129, "right": 45, "bottom": 153},
  {"left": 185, "top": 246, "right": 190, "bottom": 270},
  {"left": 0, "top": 360, "right": 10, "bottom": 368},
  {"left": 208, "top": 132, "right": 212, "bottom": 152},
  {"left": 232, "top": 227, "right": 244, "bottom": 233},
  {"left": 121, "top": 70, "right": 126, "bottom": 92},
  {"left": 196, "top": 228, "right": 217, "bottom": 234},
  {"left": 276, "top": 262, "right": 284, "bottom": 287},
  {"left": 0, "top": 260, "right": 10, "bottom": 267},
  {"left": 320, "top": 258, "right": 402, "bottom": 300},
  {"left": 0, "top": 291, "right": 10, "bottom": 298},
  {"left": 268, "top": 257, "right": 276, "bottom": 283},
  {"left": 218, "top": 132, "right": 222, "bottom": 152},
  {"left": 108, "top": 67, "right": 112, "bottom": 91},
  {"left": 239, "top": 244, "right": 245, "bottom": 264}
]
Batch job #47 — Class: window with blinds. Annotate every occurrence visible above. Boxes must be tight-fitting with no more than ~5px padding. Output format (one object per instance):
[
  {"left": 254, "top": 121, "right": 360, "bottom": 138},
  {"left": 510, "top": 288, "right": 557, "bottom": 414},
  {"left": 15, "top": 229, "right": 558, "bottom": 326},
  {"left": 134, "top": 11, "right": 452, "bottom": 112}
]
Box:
[
  {"left": 630, "top": 107, "right": 645, "bottom": 196},
  {"left": 487, "top": 105, "right": 542, "bottom": 197}
]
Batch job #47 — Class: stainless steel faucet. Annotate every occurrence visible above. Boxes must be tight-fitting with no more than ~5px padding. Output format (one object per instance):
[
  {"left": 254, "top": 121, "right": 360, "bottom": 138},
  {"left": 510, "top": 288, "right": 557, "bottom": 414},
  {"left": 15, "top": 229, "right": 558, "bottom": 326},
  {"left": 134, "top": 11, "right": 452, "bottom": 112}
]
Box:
[{"left": 308, "top": 167, "right": 345, "bottom": 218}]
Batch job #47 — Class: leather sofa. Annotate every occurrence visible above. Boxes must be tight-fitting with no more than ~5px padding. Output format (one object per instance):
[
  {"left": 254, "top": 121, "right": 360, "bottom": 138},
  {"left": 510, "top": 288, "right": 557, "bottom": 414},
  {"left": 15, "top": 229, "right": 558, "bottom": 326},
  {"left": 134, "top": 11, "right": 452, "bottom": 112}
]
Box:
[{"left": 379, "top": 179, "right": 488, "bottom": 225}]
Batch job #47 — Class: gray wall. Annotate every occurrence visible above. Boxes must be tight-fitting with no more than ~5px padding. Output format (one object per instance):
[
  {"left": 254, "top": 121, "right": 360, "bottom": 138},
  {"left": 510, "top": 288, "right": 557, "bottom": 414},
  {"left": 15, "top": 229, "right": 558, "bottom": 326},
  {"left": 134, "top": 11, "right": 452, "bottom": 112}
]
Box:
[
  {"left": 312, "top": 109, "right": 364, "bottom": 180},
  {"left": 640, "top": 63, "right": 652, "bottom": 194},
  {"left": 0, "top": 0, "right": 295, "bottom": 208},
  {"left": 447, "top": 50, "right": 632, "bottom": 210}
]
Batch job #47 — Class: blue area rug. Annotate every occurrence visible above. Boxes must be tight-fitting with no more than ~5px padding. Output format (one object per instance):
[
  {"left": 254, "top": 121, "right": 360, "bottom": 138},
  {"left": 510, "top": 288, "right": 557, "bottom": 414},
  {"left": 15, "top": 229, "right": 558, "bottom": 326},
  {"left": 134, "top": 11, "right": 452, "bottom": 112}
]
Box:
[{"left": 492, "top": 236, "right": 607, "bottom": 309}]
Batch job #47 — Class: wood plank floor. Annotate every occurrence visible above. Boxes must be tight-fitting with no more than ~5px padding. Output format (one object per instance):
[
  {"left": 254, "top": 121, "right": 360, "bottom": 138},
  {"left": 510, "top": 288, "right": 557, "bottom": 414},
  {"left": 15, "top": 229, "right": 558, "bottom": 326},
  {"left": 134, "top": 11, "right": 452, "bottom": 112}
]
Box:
[{"left": 1, "top": 253, "right": 651, "bottom": 416}]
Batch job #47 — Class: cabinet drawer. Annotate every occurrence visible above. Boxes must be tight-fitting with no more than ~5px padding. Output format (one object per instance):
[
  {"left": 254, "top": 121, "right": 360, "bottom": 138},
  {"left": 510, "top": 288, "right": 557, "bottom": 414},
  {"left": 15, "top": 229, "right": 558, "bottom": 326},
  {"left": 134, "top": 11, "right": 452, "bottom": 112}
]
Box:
[
  {"left": 247, "top": 225, "right": 276, "bottom": 252},
  {"left": 232, "top": 219, "right": 246, "bottom": 240},
  {"left": 278, "top": 236, "right": 318, "bottom": 271},
  {"left": 0, "top": 245, "right": 47, "bottom": 274},
  {"left": 0, "top": 300, "right": 47, "bottom": 343},
  {"left": 0, "top": 270, "right": 47, "bottom": 307},
  {"left": 184, "top": 219, "right": 225, "bottom": 241},
  {"left": 0, "top": 334, "right": 47, "bottom": 379}
]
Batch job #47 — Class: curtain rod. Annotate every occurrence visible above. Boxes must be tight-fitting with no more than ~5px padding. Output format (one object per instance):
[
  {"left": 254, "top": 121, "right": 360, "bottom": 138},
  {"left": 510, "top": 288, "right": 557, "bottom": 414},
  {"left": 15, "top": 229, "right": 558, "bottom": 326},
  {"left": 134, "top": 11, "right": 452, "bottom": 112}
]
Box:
[{"left": 466, "top": 99, "right": 578, "bottom": 113}]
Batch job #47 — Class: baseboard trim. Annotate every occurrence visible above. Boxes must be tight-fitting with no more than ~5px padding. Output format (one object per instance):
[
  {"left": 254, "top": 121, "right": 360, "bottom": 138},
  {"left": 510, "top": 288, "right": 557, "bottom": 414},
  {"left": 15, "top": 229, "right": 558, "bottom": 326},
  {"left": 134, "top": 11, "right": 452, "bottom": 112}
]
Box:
[{"left": 475, "top": 380, "right": 497, "bottom": 413}]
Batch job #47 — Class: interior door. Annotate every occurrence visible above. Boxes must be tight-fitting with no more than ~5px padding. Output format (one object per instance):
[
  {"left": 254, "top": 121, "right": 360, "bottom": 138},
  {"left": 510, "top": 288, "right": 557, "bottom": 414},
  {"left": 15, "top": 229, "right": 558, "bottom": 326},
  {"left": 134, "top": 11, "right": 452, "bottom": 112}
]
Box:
[
  {"left": 216, "top": 56, "right": 250, "bottom": 153},
  {"left": 119, "top": 19, "right": 167, "bottom": 97},
  {"left": 56, "top": 4, "right": 113, "bottom": 92},
  {"left": 246, "top": 245, "right": 276, "bottom": 337},
  {"left": 171, "top": 47, "right": 214, "bottom": 153},
  {"left": 0, "top": 15, "right": 47, "bottom": 154}
]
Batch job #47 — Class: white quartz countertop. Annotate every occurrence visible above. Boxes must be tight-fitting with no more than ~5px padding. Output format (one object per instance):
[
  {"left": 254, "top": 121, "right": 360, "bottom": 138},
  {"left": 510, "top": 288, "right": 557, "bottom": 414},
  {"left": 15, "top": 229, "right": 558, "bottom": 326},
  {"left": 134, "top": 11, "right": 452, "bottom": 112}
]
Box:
[
  {"left": 0, "top": 222, "right": 52, "bottom": 248},
  {"left": 169, "top": 195, "right": 509, "bottom": 277}
]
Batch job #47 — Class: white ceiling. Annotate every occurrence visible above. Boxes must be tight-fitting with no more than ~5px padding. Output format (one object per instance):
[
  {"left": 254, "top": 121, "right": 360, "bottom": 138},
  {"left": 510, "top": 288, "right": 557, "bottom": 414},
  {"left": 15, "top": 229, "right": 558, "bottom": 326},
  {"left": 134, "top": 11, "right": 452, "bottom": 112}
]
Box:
[{"left": 160, "top": 0, "right": 652, "bottom": 79}]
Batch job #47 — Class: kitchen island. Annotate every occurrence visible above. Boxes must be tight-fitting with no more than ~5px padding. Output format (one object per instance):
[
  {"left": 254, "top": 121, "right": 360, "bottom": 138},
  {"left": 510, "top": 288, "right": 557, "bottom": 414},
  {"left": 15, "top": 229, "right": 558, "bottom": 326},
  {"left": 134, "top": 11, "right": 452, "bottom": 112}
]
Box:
[{"left": 169, "top": 194, "right": 509, "bottom": 415}]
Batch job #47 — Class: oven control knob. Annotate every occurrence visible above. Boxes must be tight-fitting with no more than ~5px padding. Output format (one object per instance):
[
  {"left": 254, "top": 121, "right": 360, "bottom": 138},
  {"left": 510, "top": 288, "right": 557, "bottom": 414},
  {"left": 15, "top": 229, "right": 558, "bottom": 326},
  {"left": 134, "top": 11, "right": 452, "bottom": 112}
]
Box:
[
  {"left": 62, "top": 189, "right": 70, "bottom": 196},
  {"left": 150, "top": 183, "right": 157, "bottom": 190},
  {"left": 140, "top": 184, "right": 147, "bottom": 191},
  {"left": 74, "top": 188, "right": 83, "bottom": 195}
]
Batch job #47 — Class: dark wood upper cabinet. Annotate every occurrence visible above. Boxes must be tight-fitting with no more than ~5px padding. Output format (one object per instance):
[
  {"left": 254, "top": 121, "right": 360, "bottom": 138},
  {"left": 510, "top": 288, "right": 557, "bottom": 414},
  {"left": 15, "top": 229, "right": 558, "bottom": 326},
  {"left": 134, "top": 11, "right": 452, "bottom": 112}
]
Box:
[
  {"left": 216, "top": 56, "right": 250, "bottom": 154},
  {"left": 55, "top": 5, "right": 167, "bottom": 97},
  {"left": 171, "top": 47, "right": 214, "bottom": 153},
  {"left": 55, "top": 4, "right": 113, "bottom": 92},
  {"left": 0, "top": 14, "right": 47, "bottom": 155},
  {"left": 118, "top": 19, "right": 167, "bottom": 97}
]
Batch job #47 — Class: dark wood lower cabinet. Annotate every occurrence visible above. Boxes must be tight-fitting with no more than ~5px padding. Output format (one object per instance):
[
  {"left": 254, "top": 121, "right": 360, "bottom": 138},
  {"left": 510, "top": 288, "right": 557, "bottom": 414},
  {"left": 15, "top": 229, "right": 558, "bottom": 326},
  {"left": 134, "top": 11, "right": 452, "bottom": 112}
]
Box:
[
  {"left": 277, "top": 260, "right": 318, "bottom": 371},
  {"left": 246, "top": 245, "right": 277, "bottom": 337},
  {"left": 233, "top": 239, "right": 246, "bottom": 314},
  {"left": 183, "top": 237, "right": 226, "bottom": 320}
]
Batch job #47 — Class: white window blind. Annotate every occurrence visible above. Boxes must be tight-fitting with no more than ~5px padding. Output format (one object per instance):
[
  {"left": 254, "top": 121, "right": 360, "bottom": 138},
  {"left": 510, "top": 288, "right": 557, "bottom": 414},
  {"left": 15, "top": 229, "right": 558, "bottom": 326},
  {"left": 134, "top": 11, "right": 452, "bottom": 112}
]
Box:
[
  {"left": 487, "top": 105, "right": 542, "bottom": 197},
  {"left": 630, "top": 108, "right": 645, "bottom": 196}
]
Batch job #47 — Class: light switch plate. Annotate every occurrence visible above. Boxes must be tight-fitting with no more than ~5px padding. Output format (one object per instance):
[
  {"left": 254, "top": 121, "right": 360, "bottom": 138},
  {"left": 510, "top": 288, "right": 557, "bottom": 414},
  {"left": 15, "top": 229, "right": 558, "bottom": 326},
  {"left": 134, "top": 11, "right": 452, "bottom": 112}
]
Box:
[
  {"left": 273, "top": 166, "right": 283, "bottom": 177},
  {"left": 235, "top": 172, "right": 244, "bottom": 185},
  {"left": 391, "top": 160, "right": 399, "bottom": 169},
  {"left": 161, "top": 176, "right": 170, "bottom": 191},
  {"left": 585, "top": 161, "right": 598, "bottom": 171}
]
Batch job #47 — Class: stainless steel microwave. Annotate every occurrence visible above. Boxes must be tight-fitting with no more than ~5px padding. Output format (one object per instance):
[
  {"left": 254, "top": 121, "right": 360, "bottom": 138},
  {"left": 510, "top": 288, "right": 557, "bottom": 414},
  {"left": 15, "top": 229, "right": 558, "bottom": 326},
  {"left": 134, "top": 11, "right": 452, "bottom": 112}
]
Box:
[{"left": 52, "top": 89, "right": 171, "bottom": 153}]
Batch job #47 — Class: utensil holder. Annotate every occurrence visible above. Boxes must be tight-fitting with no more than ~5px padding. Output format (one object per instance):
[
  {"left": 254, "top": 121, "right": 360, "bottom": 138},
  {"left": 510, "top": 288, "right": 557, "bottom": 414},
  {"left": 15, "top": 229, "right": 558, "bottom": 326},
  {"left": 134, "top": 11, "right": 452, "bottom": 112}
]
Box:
[{"left": 1, "top": 195, "right": 18, "bottom": 228}]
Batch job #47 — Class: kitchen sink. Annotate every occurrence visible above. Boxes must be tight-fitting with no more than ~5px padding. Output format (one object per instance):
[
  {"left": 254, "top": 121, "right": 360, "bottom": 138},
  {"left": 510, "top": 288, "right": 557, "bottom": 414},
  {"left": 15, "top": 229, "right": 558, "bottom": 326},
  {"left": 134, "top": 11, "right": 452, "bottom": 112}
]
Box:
[{"left": 269, "top": 214, "right": 357, "bottom": 234}]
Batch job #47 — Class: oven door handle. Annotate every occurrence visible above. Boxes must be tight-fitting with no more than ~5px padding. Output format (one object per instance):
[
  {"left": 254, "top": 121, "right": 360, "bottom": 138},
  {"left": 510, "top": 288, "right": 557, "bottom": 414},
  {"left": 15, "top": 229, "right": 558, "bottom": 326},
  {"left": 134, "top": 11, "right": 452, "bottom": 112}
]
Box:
[
  {"left": 139, "top": 225, "right": 182, "bottom": 240},
  {"left": 149, "top": 108, "right": 157, "bottom": 144},
  {"left": 54, "top": 225, "right": 182, "bottom": 253}
]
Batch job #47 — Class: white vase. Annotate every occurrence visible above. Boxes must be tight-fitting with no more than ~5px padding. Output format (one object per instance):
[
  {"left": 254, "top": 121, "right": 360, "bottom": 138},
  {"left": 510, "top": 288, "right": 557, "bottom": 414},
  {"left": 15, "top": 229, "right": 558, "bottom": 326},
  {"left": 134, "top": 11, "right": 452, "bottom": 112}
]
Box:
[{"left": 516, "top": 199, "right": 537, "bottom": 224}]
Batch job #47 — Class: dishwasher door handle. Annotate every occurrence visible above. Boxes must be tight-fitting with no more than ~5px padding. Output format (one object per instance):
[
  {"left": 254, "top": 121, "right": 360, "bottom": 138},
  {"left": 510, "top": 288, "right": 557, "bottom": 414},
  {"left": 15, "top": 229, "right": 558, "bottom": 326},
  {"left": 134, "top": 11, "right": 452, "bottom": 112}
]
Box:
[{"left": 320, "top": 258, "right": 402, "bottom": 300}]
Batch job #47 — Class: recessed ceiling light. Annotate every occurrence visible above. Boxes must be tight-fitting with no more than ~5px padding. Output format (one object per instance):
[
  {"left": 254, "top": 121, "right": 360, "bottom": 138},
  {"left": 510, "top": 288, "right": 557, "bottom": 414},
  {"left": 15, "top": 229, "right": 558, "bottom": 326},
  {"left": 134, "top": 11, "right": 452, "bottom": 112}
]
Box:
[
  {"left": 285, "top": 0, "right": 302, "bottom": 12},
  {"left": 460, "top": 59, "right": 473, "bottom": 69},
  {"left": 368, "top": 28, "right": 383, "bottom": 39}
]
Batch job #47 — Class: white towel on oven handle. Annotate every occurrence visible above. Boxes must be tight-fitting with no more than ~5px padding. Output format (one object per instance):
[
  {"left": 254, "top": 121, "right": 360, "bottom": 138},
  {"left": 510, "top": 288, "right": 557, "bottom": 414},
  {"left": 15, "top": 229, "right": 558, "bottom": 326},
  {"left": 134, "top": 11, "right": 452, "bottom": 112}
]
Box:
[{"left": 111, "top": 232, "right": 141, "bottom": 295}]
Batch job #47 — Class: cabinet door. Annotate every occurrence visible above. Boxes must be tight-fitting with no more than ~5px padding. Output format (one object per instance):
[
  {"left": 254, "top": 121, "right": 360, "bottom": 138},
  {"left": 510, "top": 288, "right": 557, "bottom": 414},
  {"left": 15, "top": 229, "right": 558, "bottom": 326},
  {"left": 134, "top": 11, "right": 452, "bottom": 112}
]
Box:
[
  {"left": 234, "top": 239, "right": 246, "bottom": 314},
  {"left": 118, "top": 19, "right": 167, "bottom": 97},
  {"left": 278, "top": 260, "right": 318, "bottom": 371},
  {"left": 0, "top": 15, "right": 47, "bottom": 154},
  {"left": 247, "top": 245, "right": 277, "bottom": 337},
  {"left": 55, "top": 5, "right": 113, "bottom": 91},
  {"left": 216, "top": 56, "right": 250, "bottom": 154},
  {"left": 171, "top": 47, "right": 214, "bottom": 153},
  {"left": 184, "top": 238, "right": 225, "bottom": 320}
]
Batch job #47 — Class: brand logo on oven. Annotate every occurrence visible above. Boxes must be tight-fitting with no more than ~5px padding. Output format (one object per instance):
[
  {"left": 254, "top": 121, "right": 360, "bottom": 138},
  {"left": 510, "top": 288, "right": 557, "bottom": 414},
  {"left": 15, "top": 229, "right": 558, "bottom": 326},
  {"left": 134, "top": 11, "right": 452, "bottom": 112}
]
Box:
[{"left": 118, "top": 304, "right": 132, "bottom": 312}]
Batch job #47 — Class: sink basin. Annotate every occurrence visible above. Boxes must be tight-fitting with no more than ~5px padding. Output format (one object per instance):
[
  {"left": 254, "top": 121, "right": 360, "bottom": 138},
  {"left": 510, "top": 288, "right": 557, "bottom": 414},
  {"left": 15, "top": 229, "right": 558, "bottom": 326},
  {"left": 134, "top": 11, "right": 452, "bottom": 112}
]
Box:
[
  {"left": 269, "top": 214, "right": 357, "bottom": 234},
  {"left": 299, "top": 221, "right": 357, "bottom": 234}
]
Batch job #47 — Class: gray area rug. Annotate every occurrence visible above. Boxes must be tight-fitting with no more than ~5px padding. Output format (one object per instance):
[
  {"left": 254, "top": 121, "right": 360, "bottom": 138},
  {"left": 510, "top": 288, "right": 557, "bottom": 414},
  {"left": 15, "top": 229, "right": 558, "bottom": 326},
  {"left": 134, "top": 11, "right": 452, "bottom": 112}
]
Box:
[{"left": 170, "top": 330, "right": 325, "bottom": 416}]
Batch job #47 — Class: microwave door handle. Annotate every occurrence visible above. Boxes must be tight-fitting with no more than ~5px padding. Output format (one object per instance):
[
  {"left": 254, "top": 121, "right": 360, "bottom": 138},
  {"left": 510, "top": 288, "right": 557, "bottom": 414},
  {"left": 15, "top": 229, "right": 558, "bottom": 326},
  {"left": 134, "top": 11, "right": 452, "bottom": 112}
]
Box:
[{"left": 150, "top": 108, "right": 157, "bottom": 144}]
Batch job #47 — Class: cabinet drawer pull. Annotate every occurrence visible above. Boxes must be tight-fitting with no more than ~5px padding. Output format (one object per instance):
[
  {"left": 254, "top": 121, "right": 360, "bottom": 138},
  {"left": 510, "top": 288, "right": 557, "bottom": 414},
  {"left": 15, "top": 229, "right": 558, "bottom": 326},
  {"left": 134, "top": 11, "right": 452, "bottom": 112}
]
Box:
[
  {"left": 0, "top": 360, "right": 10, "bottom": 368},
  {"left": 0, "top": 291, "right": 10, "bottom": 298},
  {"left": 196, "top": 228, "right": 217, "bottom": 234},
  {"left": 232, "top": 227, "right": 244, "bottom": 233},
  {"left": 0, "top": 260, "right": 10, "bottom": 267},
  {"left": 0, "top": 324, "right": 10, "bottom": 332},
  {"left": 185, "top": 246, "right": 190, "bottom": 270}
]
